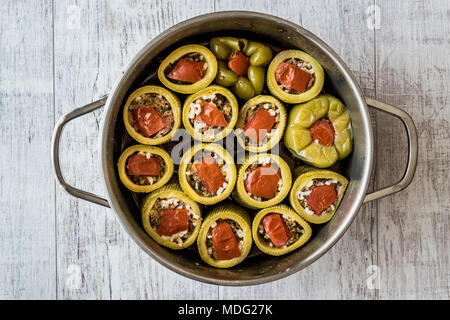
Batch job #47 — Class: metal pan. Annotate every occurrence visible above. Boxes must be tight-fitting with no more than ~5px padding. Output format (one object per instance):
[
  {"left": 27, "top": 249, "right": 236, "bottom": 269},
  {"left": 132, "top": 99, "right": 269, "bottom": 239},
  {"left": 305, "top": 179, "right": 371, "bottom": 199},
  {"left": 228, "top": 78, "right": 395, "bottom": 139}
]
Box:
[{"left": 51, "top": 11, "right": 418, "bottom": 286}]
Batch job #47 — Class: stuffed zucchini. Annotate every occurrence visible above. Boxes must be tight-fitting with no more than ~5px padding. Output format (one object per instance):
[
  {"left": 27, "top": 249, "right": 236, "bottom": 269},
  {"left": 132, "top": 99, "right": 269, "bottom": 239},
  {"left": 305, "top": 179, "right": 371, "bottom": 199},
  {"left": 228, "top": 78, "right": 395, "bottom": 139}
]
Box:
[
  {"left": 117, "top": 145, "right": 174, "bottom": 193},
  {"left": 233, "top": 153, "right": 291, "bottom": 209},
  {"left": 158, "top": 44, "right": 217, "bottom": 94},
  {"left": 141, "top": 181, "right": 202, "bottom": 249},
  {"left": 252, "top": 204, "right": 311, "bottom": 256},
  {"left": 179, "top": 143, "right": 237, "bottom": 205},
  {"left": 289, "top": 165, "right": 348, "bottom": 224},
  {"left": 267, "top": 50, "right": 324, "bottom": 104},
  {"left": 210, "top": 37, "right": 272, "bottom": 100},
  {"left": 197, "top": 202, "right": 252, "bottom": 268},
  {"left": 123, "top": 85, "right": 181, "bottom": 145},
  {"left": 182, "top": 85, "right": 238, "bottom": 142},
  {"left": 235, "top": 95, "right": 287, "bottom": 153},
  {"left": 284, "top": 94, "right": 353, "bottom": 168}
]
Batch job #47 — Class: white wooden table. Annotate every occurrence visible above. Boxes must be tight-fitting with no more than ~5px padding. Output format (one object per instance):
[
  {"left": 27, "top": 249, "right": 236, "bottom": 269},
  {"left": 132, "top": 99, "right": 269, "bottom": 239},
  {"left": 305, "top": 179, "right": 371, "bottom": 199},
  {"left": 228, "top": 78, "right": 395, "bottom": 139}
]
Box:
[{"left": 1, "top": 0, "right": 449, "bottom": 300}]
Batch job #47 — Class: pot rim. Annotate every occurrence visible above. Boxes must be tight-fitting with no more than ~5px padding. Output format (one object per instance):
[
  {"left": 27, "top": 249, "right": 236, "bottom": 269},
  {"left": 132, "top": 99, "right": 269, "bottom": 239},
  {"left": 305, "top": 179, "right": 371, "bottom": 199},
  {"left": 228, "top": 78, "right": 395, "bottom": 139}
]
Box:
[{"left": 99, "top": 11, "right": 373, "bottom": 286}]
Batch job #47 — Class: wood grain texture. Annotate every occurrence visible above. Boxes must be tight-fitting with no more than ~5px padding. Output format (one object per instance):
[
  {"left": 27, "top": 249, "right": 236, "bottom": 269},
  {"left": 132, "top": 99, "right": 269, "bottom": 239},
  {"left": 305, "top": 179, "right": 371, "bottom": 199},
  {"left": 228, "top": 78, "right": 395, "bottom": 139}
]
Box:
[
  {"left": 0, "top": 0, "right": 56, "bottom": 299},
  {"left": 215, "top": 0, "right": 377, "bottom": 299},
  {"left": 54, "top": 0, "right": 218, "bottom": 299},
  {"left": 375, "top": 0, "right": 450, "bottom": 300}
]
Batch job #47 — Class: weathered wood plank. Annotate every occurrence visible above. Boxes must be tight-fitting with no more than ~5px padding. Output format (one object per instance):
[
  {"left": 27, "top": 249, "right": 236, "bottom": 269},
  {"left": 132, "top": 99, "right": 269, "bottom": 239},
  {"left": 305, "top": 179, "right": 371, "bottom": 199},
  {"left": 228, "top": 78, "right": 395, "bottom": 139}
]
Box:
[
  {"left": 54, "top": 0, "right": 218, "bottom": 299},
  {"left": 215, "top": 0, "right": 377, "bottom": 299},
  {"left": 0, "top": 0, "right": 56, "bottom": 299},
  {"left": 375, "top": 0, "right": 450, "bottom": 299}
]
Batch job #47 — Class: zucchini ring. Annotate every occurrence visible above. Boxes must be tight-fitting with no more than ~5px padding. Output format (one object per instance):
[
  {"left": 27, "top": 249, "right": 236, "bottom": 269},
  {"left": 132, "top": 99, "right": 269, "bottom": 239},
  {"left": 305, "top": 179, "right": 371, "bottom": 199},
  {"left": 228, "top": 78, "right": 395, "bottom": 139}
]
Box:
[
  {"left": 289, "top": 165, "right": 348, "bottom": 224},
  {"left": 197, "top": 202, "right": 252, "bottom": 268},
  {"left": 158, "top": 44, "right": 217, "bottom": 94},
  {"left": 117, "top": 145, "right": 174, "bottom": 193},
  {"left": 141, "top": 180, "right": 202, "bottom": 250},
  {"left": 123, "top": 85, "right": 181, "bottom": 145},
  {"left": 179, "top": 143, "right": 237, "bottom": 205},
  {"left": 267, "top": 50, "right": 324, "bottom": 104},
  {"left": 235, "top": 95, "right": 287, "bottom": 153},
  {"left": 232, "top": 153, "right": 291, "bottom": 209},
  {"left": 284, "top": 94, "right": 353, "bottom": 168},
  {"left": 182, "top": 85, "right": 238, "bottom": 142},
  {"left": 252, "top": 204, "right": 311, "bottom": 256}
]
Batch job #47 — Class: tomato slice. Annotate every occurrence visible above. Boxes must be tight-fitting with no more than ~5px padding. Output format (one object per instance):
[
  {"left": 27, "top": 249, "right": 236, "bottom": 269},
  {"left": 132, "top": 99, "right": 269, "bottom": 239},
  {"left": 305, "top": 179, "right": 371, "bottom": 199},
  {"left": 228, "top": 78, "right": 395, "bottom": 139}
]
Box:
[
  {"left": 275, "top": 62, "right": 313, "bottom": 93},
  {"left": 131, "top": 105, "right": 166, "bottom": 137},
  {"left": 244, "top": 164, "right": 280, "bottom": 199},
  {"left": 167, "top": 58, "right": 205, "bottom": 83},
  {"left": 195, "top": 155, "right": 226, "bottom": 193},
  {"left": 262, "top": 213, "right": 292, "bottom": 248},
  {"left": 306, "top": 184, "right": 338, "bottom": 215},
  {"left": 195, "top": 102, "right": 227, "bottom": 127},
  {"left": 156, "top": 208, "right": 189, "bottom": 236},
  {"left": 212, "top": 220, "right": 241, "bottom": 260},
  {"left": 127, "top": 154, "right": 160, "bottom": 176},
  {"left": 243, "top": 109, "right": 276, "bottom": 143},
  {"left": 228, "top": 52, "right": 250, "bottom": 77},
  {"left": 310, "top": 118, "right": 335, "bottom": 146}
]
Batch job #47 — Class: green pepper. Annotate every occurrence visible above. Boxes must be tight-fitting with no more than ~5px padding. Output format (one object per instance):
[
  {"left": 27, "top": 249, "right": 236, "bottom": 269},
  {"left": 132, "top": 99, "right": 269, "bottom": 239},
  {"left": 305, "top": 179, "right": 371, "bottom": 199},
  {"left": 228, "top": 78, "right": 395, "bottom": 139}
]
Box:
[
  {"left": 267, "top": 50, "right": 324, "bottom": 104},
  {"left": 158, "top": 44, "right": 217, "bottom": 94},
  {"left": 210, "top": 37, "right": 272, "bottom": 100},
  {"left": 284, "top": 94, "right": 353, "bottom": 168}
]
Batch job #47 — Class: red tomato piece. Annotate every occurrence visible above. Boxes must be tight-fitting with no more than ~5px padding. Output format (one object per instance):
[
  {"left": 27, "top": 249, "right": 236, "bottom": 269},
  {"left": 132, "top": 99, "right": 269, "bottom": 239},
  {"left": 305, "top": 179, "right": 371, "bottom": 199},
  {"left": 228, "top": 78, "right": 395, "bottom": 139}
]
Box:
[
  {"left": 127, "top": 154, "right": 160, "bottom": 176},
  {"left": 306, "top": 184, "right": 338, "bottom": 215},
  {"left": 244, "top": 164, "right": 281, "bottom": 199},
  {"left": 131, "top": 105, "right": 166, "bottom": 137},
  {"left": 310, "top": 118, "right": 335, "bottom": 146},
  {"left": 195, "top": 155, "right": 226, "bottom": 193},
  {"left": 166, "top": 58, "right": 205, "bottom": 83},
  {"left": 262, "top": 213, "right": 292, "bottom": 248},
  {"left": 194, "top": 102, "right": 227, "bottom": 127},
  {"left": 275, "top": 62, "right": 313, "bottom": 93},
  {"left": 156, "top": 208, "right": 189, "bottom": 236},
  {"left": 212, "top": 220, "right": 241, "bottom": 260},
  {"left": 228, "top": 52, "right": 250, "bottom": 77},
  {"left": 243, "top": 109, "right": 276, "bottom": 143}
]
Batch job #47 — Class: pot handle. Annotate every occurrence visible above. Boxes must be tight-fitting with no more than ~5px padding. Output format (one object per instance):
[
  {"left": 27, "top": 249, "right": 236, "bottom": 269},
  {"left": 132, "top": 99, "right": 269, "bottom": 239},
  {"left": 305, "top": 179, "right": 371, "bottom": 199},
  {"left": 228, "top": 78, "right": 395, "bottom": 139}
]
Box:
[
  {"left": 363, "top": 97, "right": 418, "bottom": 203},
  {"left": 51, "top": 96, "right": 110, "bottom": 208}
]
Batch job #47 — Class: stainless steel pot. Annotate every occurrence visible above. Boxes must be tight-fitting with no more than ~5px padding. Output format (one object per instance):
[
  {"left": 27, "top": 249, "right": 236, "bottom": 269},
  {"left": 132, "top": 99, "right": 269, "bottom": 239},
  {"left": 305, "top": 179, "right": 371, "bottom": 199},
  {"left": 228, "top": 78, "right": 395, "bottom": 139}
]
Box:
[{"left": 51, "top": 11, "right": 418, "bottom": 286}]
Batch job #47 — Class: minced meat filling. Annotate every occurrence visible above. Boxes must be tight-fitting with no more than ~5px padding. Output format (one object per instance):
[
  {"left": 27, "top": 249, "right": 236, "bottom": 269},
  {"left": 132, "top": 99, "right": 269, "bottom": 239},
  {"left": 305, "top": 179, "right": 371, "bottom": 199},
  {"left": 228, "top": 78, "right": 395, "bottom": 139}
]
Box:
[
  {"left": 278, "top": 58, "right": 315, "bottom": 94},
  {"left": 149, "top": 197, "right": 200, "bottom": 246},
  {"left": 243, "top": 156, "right": 282, "bottom": 201},
  {"left": 128, "top": 93, "right": 174, "bottom": 138},
  {"left": 258, "top": 214, "right": 304, "bottom": 248},
  {"left": 206, "top": 219, "right": 244, "bottom": 259},
  {"left": 186, "top": 151, "right": 231, "bottom": 197},
  {"left": 236, "top": 102, "right": 280, "bottom": 146},
  {"left": 164, "top": 52, "right": 207, "bottom": 84},
  {"left": 126, "top": 152, "right": 166, "bottom": 185},
  {"left": 297, "top": 178, "right": 343, "bottom": 215},
  {"left": 188, "top": 93, "right": 232, "bottom": 140}
]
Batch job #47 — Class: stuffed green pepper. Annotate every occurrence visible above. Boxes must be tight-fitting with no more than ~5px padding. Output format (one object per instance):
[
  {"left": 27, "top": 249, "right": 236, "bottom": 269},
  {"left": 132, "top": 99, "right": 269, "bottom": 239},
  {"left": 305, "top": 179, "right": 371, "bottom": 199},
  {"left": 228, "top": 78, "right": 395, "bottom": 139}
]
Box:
[
  {"left": 235, "top": 95, "right": 287, "bottom": 153},
  {"left": 197, "top": 202, "right": 252, "bottom": 268},
  {"left": 289, "top": 165, "right": 348, "bottom": 224},
  {"left": 252, "top": 204, "right": 311, "bottom": 256},
  {"left": 158, "top": 44, "right": 217, "bottom": 94},
  {"left": 141, "top": 180, "right": 202, "bottom": 249},
  {"left": 179, "top": 143, "right": 237, "bottom": 205},
  {"left": 123, "top": 85, "right": 181, "bottom": 145},
  {"left": 284, "top": 94, "right": 353, "bottom": 168},
  {"left": 210, "top": 37, "right": 272, "bottom": 100},
  {"left": 233, "top": 153, "right": 291, "bottom": 209},
  {"left": 267, "top": 50, "right": 324, "bottom": 103},
  {"left": 117, "top": 145, "right": 174, "bottom": 193},
  {"left": 182, "top": 85, "right": 238, "bottom": 142}
]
